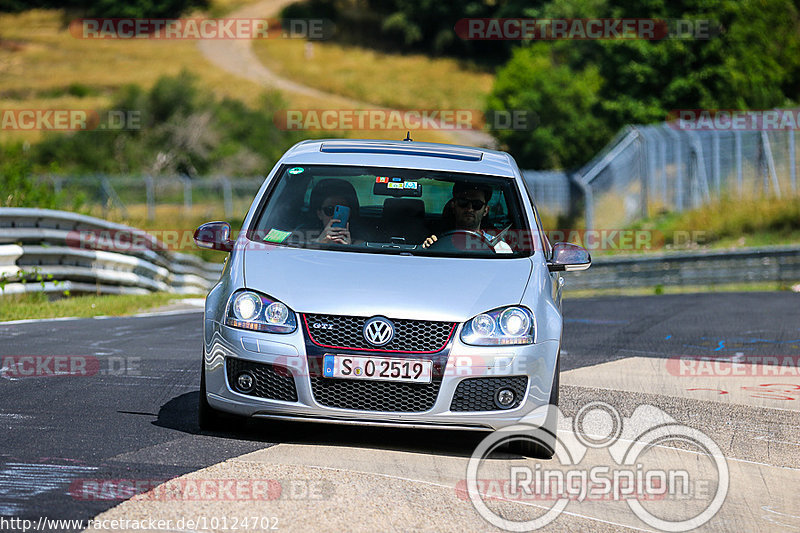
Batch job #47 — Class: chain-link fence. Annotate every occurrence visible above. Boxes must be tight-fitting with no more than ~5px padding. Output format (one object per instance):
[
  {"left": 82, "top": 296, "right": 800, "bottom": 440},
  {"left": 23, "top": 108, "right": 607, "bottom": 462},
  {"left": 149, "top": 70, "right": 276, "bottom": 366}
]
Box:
[
  {"left": 576, "top": 121, "right": 799, "bottom": 230},
  {"left": 42, "top": 172, "right": 577, "bottom": 223},
  {"left": 44, "top": 175, "right": 265, "bottom": 221},
  {"left": 40, "top": 122, "right": 798, "bottom": 230},
  {"left": 522, "top": 170, "right": 572, "bottom": 218}
]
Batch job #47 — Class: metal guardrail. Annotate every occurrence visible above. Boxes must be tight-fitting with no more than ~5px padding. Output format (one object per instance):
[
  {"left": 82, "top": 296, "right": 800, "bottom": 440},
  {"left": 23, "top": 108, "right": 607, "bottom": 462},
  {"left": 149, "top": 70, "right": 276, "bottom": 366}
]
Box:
[
  {"left": 0, "top": 208, "right": 223, "bottom": 296},
  {"left": 566, "top": 245, "right": 800, "bottom": 290},
  {"left": 1, "top": 209, "right": 797, "bottom": 296}
]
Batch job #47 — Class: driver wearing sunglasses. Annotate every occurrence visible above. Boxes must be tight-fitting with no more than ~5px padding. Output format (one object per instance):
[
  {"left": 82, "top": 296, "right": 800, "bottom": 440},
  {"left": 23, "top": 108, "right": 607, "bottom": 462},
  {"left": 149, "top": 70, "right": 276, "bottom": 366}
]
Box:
[{"left": 422, "top": 182, "right": 494, "bottom": 248}]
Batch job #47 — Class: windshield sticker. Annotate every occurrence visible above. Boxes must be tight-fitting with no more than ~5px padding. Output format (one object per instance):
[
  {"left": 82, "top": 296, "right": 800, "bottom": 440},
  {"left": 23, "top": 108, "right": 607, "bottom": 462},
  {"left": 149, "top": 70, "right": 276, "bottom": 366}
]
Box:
[
  {"left": 288, "top": 167, "right": 304, "bottom": 174},
  {"left": 374, "top": 176, "right": 423, "bottom": 197},
  {"left": 263, "top": 228, "right": 293, "bottom": 243}
]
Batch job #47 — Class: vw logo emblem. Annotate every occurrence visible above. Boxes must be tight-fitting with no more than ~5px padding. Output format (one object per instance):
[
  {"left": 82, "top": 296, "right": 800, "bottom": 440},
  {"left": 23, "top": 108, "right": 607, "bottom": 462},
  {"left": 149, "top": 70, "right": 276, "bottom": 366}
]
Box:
[{"left": 363, "top": 317, "right": 395, "bottom": 346}]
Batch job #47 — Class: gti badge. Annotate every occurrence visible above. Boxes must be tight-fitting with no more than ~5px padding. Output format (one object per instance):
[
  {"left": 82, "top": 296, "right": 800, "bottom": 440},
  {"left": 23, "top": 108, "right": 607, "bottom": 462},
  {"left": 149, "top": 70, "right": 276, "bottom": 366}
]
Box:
[{"left": 363, "top": 317, "right": 395, "bottom": 346}]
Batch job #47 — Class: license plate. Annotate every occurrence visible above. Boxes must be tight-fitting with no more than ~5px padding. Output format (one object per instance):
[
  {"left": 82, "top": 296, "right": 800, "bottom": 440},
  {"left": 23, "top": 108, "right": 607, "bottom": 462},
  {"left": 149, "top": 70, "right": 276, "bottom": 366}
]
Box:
[{"left": 322, "top": 354, "right": 432, "bottom": 384}]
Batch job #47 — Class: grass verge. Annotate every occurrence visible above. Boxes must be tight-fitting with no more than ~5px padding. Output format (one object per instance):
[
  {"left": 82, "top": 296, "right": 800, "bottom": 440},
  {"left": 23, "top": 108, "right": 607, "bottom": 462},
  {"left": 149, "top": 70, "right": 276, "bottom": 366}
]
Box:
[
  {"left": 565, "top": 281, "right": 799, "bottom": 298},
  {"left": 0, "top": 292, "right": 201, "bottom": 322},
  {"left": 632, "top": 196, "right": 800, "bottom": 249},
  {"left": 565, "top": 195, "right": 800, "bottom": 256}
]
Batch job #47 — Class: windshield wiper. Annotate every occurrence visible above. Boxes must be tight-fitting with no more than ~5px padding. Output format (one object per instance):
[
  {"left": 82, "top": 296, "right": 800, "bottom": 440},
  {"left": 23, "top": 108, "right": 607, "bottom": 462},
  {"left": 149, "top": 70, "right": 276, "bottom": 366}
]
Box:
[{"left": 489, "top": 224, "right": 513, "bottom": 248}]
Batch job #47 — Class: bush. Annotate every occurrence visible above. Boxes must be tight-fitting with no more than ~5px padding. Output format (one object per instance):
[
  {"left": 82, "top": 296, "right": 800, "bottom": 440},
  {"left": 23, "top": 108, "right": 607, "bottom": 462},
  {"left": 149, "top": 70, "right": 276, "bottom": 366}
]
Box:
[
  {"left": 0, "top": 145, "right": 63, "bottom": 208},
  {"left": 31, "top": 71, "right": 307, "bottom": 177}
]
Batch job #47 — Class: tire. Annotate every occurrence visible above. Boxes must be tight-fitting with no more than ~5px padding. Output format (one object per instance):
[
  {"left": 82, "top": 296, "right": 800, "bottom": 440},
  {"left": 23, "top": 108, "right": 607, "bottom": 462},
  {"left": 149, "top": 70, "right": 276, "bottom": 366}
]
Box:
[
  {"left": 506, "top": 355, "right": 560, "bottom": 459},
  {"left": 198, "top": 360, "right": 229, "bottom": 432}
]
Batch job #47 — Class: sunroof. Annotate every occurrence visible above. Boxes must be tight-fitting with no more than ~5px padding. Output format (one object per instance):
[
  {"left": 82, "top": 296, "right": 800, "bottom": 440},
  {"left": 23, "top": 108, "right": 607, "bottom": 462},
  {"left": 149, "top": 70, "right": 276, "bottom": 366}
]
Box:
[{"left": 319, "top": 142, "right": 483, "bottom": 162}]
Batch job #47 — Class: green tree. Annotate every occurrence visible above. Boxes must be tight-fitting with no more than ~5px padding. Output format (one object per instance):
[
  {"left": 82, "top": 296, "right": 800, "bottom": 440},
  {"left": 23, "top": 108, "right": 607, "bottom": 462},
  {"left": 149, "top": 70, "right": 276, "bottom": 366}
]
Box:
[{"left": 488, "top": 0, "right": 800, "bottom": 169}]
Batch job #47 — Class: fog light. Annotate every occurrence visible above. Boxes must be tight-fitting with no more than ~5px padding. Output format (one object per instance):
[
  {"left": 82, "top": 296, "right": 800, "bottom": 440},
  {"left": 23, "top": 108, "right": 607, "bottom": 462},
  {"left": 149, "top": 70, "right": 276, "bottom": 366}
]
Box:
[
  {"left": 495, "top": 388, "right": 515, "bottom": 409},
  {"left": 236, "top": 372, "right": 255, "bottom": 392}
]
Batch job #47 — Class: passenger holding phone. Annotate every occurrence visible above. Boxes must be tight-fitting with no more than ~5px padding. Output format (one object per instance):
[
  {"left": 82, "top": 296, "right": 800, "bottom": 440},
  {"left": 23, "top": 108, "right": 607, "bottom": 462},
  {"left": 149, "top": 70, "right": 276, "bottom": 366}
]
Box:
[
  {"left": 308, "top": 179, "right": 361, "bottom": 245},
  {"left": 316, "top": 197, "right": 352, "bottom": 244}
]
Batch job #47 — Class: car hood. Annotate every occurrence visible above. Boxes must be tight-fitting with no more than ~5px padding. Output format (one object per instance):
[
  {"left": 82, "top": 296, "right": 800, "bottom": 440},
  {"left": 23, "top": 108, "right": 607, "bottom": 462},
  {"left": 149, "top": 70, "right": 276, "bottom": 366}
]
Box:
[{"left": 242, "top": 244, "right": 534, "bottom": 322}]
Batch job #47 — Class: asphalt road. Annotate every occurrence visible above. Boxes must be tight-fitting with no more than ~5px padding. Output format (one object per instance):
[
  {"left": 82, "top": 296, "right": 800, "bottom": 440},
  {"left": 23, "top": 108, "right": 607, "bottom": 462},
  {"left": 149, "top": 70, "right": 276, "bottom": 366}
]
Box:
[{"left": 0, "top": 292, "right": 798, "bottom": 531}]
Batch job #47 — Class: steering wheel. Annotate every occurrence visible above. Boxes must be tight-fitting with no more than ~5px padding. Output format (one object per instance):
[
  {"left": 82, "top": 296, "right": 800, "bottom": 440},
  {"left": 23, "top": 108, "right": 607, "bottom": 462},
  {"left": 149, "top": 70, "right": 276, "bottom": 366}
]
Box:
[{"left": 424, "top": 230, "right": 494, "bottom": 252}]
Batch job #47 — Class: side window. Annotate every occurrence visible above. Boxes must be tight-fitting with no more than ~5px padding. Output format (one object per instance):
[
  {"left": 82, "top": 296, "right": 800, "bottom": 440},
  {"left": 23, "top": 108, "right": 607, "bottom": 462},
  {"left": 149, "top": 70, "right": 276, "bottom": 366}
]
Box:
[
  {"left": 486, "top": 189, "right": 510, "bottom": 228},
  {"left": 518, "top": 179, "right": 549, "bottom": 256},
  {"left": 533, "top": 206, "right": 551, "bottom": 257}
]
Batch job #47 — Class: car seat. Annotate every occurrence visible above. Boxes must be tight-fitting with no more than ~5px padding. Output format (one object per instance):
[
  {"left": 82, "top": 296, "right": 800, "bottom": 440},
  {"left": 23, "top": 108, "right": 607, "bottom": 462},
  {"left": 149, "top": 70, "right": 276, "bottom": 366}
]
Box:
[{"left": 379, "top": 198, "right": 428, "bottom": 244}]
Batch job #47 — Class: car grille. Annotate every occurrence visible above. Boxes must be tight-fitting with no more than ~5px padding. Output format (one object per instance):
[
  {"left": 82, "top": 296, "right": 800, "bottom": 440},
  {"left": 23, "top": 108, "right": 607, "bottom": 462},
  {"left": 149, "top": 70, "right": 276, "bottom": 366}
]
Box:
[
  {"left": 310, "top": 376, "right": 442, "bottom": 412},
  {"left": 303, "top": 314, "right": 455, "bottom": 353},
  {"left": 226, "top": 358, "right": 298, "bottom": 402},
  {"left": 450, "top": 376, "right": 528, "bottom": 411}
]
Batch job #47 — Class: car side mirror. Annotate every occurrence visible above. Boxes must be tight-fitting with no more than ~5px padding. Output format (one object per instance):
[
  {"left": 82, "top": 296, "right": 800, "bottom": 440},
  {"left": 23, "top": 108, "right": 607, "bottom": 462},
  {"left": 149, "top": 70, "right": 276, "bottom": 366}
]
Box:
[
  {"left": 194, "top": 221, "right": 234, "bottom": 252},
  {"left": 547, "top": 242, "right": 591, "bottom": 272}
]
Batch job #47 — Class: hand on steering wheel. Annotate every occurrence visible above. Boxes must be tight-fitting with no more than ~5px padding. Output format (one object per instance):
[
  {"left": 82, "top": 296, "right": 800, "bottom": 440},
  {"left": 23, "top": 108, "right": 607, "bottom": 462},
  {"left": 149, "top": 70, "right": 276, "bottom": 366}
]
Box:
[{"left": 421, "top": 230, "right": 494, "bottom": 252}]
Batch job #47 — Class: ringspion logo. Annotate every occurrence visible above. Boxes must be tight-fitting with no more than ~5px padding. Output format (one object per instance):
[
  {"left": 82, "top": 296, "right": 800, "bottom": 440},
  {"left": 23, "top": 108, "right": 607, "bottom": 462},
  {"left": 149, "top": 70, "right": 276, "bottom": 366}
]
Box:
[{"left": 465, "top": 402, "right": 728, "bottom": 531}]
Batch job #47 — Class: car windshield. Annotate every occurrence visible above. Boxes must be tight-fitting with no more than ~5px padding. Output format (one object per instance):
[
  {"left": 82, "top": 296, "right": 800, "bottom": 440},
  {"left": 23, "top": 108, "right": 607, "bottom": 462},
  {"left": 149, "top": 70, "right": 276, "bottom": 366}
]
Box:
[{"left": 250, "top": 164, "right": 538, "bottom": 257}]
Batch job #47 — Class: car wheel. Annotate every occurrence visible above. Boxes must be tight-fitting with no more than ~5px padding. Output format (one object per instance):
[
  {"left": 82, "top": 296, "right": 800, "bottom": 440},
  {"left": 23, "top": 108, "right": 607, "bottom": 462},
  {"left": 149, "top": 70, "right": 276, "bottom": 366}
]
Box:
[
  {"left": 505, "top": 354, "right": 560, "bottom": 459},
  {"left": 198, "top": 360, "right": 229, "bottom": 432}
]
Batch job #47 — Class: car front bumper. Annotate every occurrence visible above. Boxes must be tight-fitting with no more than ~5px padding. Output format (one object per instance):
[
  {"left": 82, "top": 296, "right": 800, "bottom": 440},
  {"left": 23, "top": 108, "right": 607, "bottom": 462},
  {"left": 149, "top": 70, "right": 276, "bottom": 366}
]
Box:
[{"left": 204, "top": 320, "right": 559, "bottom": 432}]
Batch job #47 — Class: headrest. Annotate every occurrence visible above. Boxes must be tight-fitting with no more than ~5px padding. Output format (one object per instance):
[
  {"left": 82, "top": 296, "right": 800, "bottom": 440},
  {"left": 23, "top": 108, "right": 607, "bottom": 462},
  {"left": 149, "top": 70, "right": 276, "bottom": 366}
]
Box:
[{"left": 382, "top": 198, "right": 425, "bottom": 219}]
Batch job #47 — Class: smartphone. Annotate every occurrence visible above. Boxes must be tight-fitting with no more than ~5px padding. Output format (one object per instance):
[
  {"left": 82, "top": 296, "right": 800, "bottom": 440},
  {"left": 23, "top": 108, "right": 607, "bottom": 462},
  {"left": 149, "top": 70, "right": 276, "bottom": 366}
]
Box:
[{"left": 331, "top": 205, "right": 350, "bottom": 229}]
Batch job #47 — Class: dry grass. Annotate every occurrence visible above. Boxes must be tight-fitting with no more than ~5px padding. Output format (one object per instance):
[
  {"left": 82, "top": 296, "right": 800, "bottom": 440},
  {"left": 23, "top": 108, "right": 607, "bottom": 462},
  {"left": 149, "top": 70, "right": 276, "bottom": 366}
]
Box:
[
  {"left": 0, "top": 8, "right": 455, "bottom": 145},
  {"left": 630, "top": 194, "right": 800, "bottom": 250},
  {"left": 252, "top": 39, "right": 494, "bottom": 124},
  {"left": 0, "top": 10, "right": 260, "bottom": 143}
]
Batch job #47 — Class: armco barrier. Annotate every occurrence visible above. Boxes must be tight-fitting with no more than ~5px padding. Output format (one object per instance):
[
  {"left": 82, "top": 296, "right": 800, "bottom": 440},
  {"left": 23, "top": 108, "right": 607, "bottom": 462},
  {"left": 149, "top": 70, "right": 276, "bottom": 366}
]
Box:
[
  {"left": 1, "top": 208, "right": 798, "bottom": 296},
  {"left": 0, "top": 208, "right": 223, "bottom": 296},
  {"left": 566, "top": 245, "right": 800, "bottom": 290}
]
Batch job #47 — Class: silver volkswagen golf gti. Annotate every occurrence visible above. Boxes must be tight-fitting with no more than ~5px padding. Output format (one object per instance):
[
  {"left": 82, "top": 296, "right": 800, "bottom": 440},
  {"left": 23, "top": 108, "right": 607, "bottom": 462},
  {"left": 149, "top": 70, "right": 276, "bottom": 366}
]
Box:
[{"left": 194, "top": 139, "right": 590, "bottom": 457}]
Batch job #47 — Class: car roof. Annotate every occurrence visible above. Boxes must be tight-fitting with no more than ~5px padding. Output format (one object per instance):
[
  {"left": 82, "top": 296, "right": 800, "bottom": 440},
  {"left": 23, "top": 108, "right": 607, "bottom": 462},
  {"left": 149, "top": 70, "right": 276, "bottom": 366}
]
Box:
[{"left": 278, "top": 139, "right": 518, "bottom": 178}]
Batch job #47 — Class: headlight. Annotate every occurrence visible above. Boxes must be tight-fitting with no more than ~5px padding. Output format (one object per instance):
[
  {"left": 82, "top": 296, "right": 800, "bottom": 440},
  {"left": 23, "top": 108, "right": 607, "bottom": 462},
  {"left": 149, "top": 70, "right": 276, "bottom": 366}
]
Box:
[
  {"left": 460, "top": 306, "right": 534, "bottom": 345},
  {"left": 233, "top": 292, "right": 261, "bottom": 321},
  {"left": 225, "top": 290, "right": 297, "bottom": 333}
]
